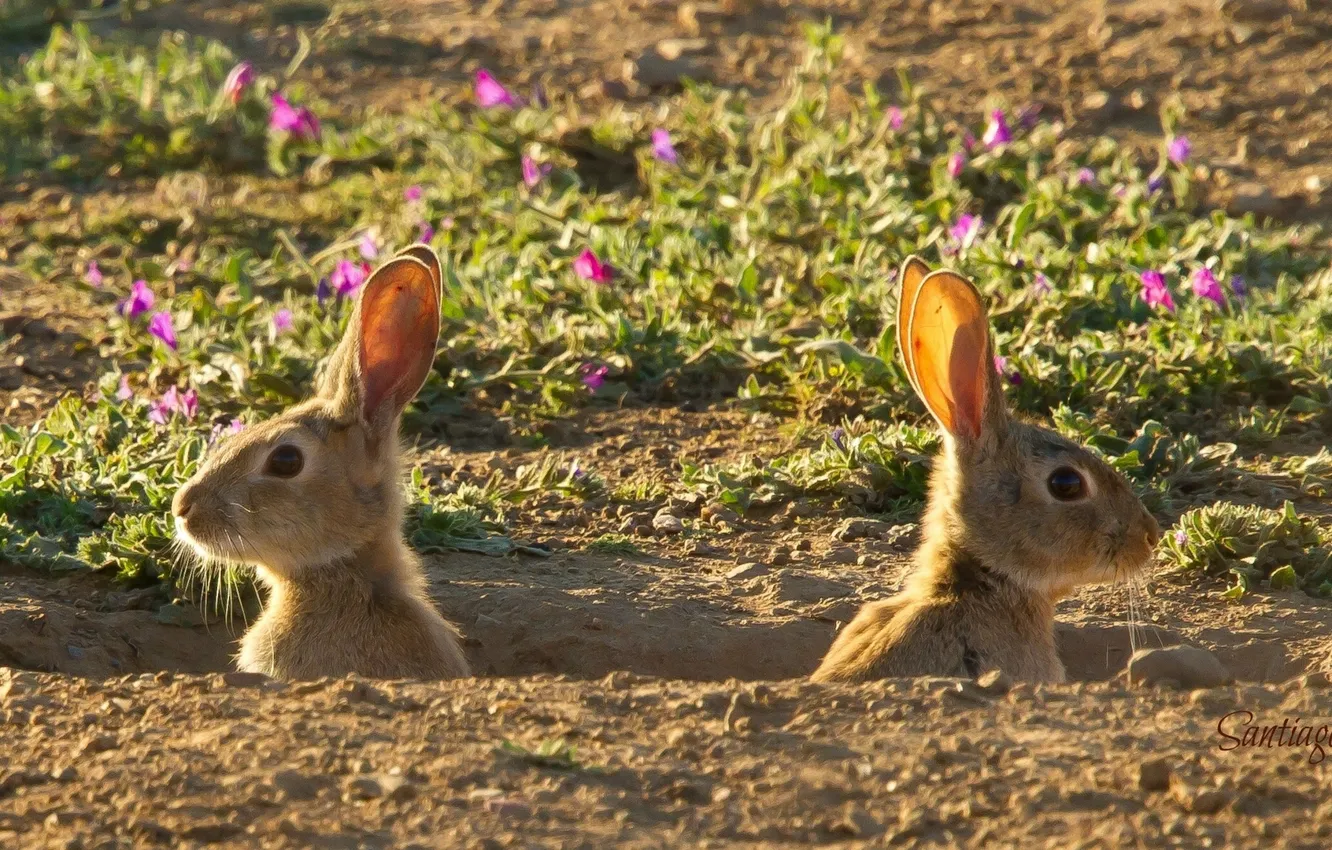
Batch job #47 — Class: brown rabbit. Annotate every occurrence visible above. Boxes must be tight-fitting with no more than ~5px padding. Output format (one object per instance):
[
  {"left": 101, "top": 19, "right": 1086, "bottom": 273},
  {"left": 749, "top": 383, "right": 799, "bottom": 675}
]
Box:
[
  {"left": 171, "top": 245, "right": 469, "bottom": 680},
  {"left": 812, "top": 257, "right": 1160, "bottom": 684}
]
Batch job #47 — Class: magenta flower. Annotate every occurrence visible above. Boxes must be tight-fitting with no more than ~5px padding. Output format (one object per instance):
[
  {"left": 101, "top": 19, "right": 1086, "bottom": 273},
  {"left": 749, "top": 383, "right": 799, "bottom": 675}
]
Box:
[
  {"left": 886, "top": 106, "right": 905, "bottom": 131},
  {"left": 1167, "top": 135, "right": 1191, "bottom": 165},
  {"left": 269, "top": 94, "right": 319, "bottom": 140},
  {"left": 404, "top": 185, "right": 423, "bottom": 202},
  {"left": 221, "top": 61, "right": 255, "bottom": 104},
  {"left": 521, "top": 155, "right": 552, "bottom": 188},
  {"left": 1174, "top": 528, "right": 1187, "bottom": 546},
  {"left": 580, "top": 363, "right": 609, "bottom": 391},
  {"left": 1032, "top": 272, "right": 1052, "bottom": 297},
  {"left": 982, "top": 109, "right": 1012, "bottom": 148},
  {"left": 417, "top": 221, "right": 435, "bottom": 243},
  {"left": 118, "top": 280, "right": 154, "bottom": 319},
  {"left": 116, "top": 374, "right": 132, "bottom": 401},
  {"left": 148, "top": 311, "right": 178, "bottom": 350},
  {"left": 1230, "top": 275, "right": 1247, "bottom": 299},
  {"left": 148, "top": 399, "right": 170, "bottom": 426},
  {"left": 85, "top": 261, "right": 103, "bottom": 288},
  {"left": 651, "top": 129, "right": 678, "bottom": 164},
  {"left": 330, "top": 259, "right": 369, "bottom": 297},
  {"left": 358, "top": 233, "right": 379, "bottom": 260},
  {"left": 993, "top": 355, "right": 1023, "bottom": 385},
  {"left": 1139, "top": 270, "right": 1176, "bottom": 313},
  {"left": 1191, "top": 267, "right": 1225, "bottom": 308},
  {"left": 474, "top": 69, "right": 518, "bottom": 108},
  {"left": 149, "top": 386, "right": 179, "bottom": 425},
  {"left": 947, "top": 151, "right": 965, "bottom": 179},
  {"left": 273, "top": 308, "right": 294, "bottom": 334},
  {"left": 179, "top": 388, "right": 198, "bottom": 420},
  {"left": 573, "top": 249, "right": 613, "bottom": 284},
  {"left": 209, "top": 418, "right": 245, "bottom": 444},
  {"left": 948, "top": 214, "right": 983, "bottom": 250},
  {"left": 1075, "top": 167, "right": 1096, "bottom": 186}
]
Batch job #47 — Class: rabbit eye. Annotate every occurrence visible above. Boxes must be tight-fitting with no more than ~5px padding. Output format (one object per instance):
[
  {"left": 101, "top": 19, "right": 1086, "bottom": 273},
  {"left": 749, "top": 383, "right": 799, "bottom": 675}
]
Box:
[
  {"left": 265, "top": 445, "right": 304, "bottom": 478},
  {"left": 1047, "top": 467, "right": 1085, "bottom": 501}
]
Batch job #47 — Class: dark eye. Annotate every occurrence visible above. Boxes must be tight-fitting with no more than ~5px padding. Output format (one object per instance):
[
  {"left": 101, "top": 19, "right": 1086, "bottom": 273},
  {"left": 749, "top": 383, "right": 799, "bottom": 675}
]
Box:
[
  {"left": 1047, "top": 467, "right": 1085, "bottom": 501},
  {"left": 265, "top": 445, "right": 304, "bottom": 478}
]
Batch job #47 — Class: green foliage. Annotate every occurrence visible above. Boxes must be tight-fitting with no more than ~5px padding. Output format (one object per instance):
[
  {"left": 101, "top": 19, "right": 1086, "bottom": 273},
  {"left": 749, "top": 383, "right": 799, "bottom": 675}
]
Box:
[
  {"left": 1160, "top": 501, "right": 1332, "bottom": 599},
  {"left": 6, "top": 24, "right": 1332, "bottom": 602},
  {"left": 680, "top": 420, "right": 937, "bottom": 512}
]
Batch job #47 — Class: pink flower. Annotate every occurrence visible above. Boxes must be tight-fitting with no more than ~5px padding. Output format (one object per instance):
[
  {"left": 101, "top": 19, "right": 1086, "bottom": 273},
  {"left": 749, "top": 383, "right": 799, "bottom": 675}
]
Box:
[
  {"left": 417, "top": 221, "right": 435, "bottom": 243},
  {"left": 993, "top": 355, "right": 1023, "bottom": 385},
  {"left": 887, "top": 106, "right": 905, "bottom": 131},
  {"left": 963, "top": 131, "right": 977, "bottom": 151},
  {"left": 221, "top": 61, "right": 255, "bottom": 104},
  {"left": 521, "top": 155, "right": 551, "bottom": 188},
  {"left": 149, "top": 386, "right": 179, "bottom": 425},
  {"left": 573, "top": 249, "right": 612, "bottom": 284},
  {"left": 1167, "top": 135, "right": 1191, "bottom": 165},
  {"left": 1191, "top": 267, "right": 1225, "bottom": 308},
  {"left": 580, "top": 363, "right": 609, "bottom": 391},
  {"left": 651, "top": 129, "right": 678, "bottom": 164},
  {"left": 982, "top": 109, "right": 1011, "bottom": 148},
  {"left": 179, "top": 388, "right": 198, "bottom": 420},
  {"left": 947, "top": 151, "right": 965, "bottom": 179},
  {"left": 85, "top": 261, "right": 103, "bottom": 288},
  {"left": 273, "top": 308, "right": 294, "bottom": 334},
  {"left": 1075, "top": 167, "right": 1096, "bottom": 186},
  {"left": 1139, "top": 270, "right": 1176, "bottom": 313},
  {"left": 948, "top": 214, "right": 982, "bottom": 251},
  {"left": 210, "top": 418, "right": 245, "bottom": 443},
  {"left": 118, "top": 280, "right": 154, "bottom": 318},
  {"left": 269, "top": 94, "right": 319, "bottom": 140},
  {"left": 358, "top": 233, "right": 379, "bottom": 260},
  {"left": 148, "top": 311, "right": 177, "bottom": 350},
  {"left": 115, "top": 374, "right": 132, "bottom": 401},
  {"left": 330, "top": 259, "right": 368, "bottom": 297},
  {"left": 1031, "top": 272, "right": 1052, "bottom": 296},
  {"left": 403, "top": 185, "right": 423, "bottom": 202},
  {"left": 474, "top": 69, "right": 518, "bottom": 108}
]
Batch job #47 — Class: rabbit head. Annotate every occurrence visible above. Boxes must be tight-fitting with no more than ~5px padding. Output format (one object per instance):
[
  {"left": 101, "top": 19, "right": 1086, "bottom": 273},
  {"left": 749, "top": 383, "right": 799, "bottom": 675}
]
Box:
[
  {"left": 897, "top": 256, "right": 1160, "bottom": 598},
  {"left": 172, "top": 245, "right": 444, "bottom": 577}
]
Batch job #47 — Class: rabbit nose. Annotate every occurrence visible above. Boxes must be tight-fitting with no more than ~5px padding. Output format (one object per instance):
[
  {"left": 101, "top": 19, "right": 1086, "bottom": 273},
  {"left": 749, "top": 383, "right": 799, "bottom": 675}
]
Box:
[
  {"left": 172, "top": 486, "right": 195, "bottom": 519},
  {"left": 1143, "top": 511, "right": 1161, "bottom": 547}
]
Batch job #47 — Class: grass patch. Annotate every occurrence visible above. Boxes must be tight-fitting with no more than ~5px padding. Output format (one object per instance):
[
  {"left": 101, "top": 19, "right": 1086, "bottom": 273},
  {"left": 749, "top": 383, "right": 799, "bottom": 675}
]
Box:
[
  {"left": 5, "top": 20, "right": 1332, "bottom": 601},
  {"left": 1160, "top": 501, "right": 1332, "bottom": 598}
]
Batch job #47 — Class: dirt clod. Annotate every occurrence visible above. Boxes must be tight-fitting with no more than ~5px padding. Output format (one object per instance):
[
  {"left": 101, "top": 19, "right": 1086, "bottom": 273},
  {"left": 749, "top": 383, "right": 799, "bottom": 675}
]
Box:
[{"left": 1138, "top": 758, "right": 1173, "bottom": 792}]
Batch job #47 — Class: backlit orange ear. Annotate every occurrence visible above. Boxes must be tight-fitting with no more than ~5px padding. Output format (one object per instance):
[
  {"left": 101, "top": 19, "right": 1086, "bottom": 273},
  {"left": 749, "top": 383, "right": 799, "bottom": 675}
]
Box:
[
  {"left": 357, "top": 257, "right": 440, "bottom": 426},
  {"left": 396, "top": 243, "right": 442, "bottom": 304},
  {"left": 896, "top": 255, "right": 932, "bottom": 397},
  {"left": 906, "top": 270, "right": 993, "bottom": 440}
]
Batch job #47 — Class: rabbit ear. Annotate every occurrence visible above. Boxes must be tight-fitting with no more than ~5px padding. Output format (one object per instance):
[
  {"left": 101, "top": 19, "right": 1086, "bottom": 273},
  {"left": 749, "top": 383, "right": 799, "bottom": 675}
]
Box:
[
  {"left": 395, "top": 243, "right": 443, "bottom": 305},
  {"left": 896, "top": 255, "right": 932, "bottom": 398},
  {"left": 346, "top": 256, "right": 440, "bottom": 431},
  {"left": 906, "top": 270, "right": 1005, "bottom": 442}
]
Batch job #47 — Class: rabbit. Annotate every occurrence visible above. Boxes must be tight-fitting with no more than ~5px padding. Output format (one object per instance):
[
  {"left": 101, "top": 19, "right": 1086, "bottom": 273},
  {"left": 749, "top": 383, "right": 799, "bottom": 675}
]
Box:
[
  {"left": 811, "top": 256, "right": 1161, "bottom": 684},
  {"left": 171, "top": 244, "right": 470, "bottom": 681}
]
